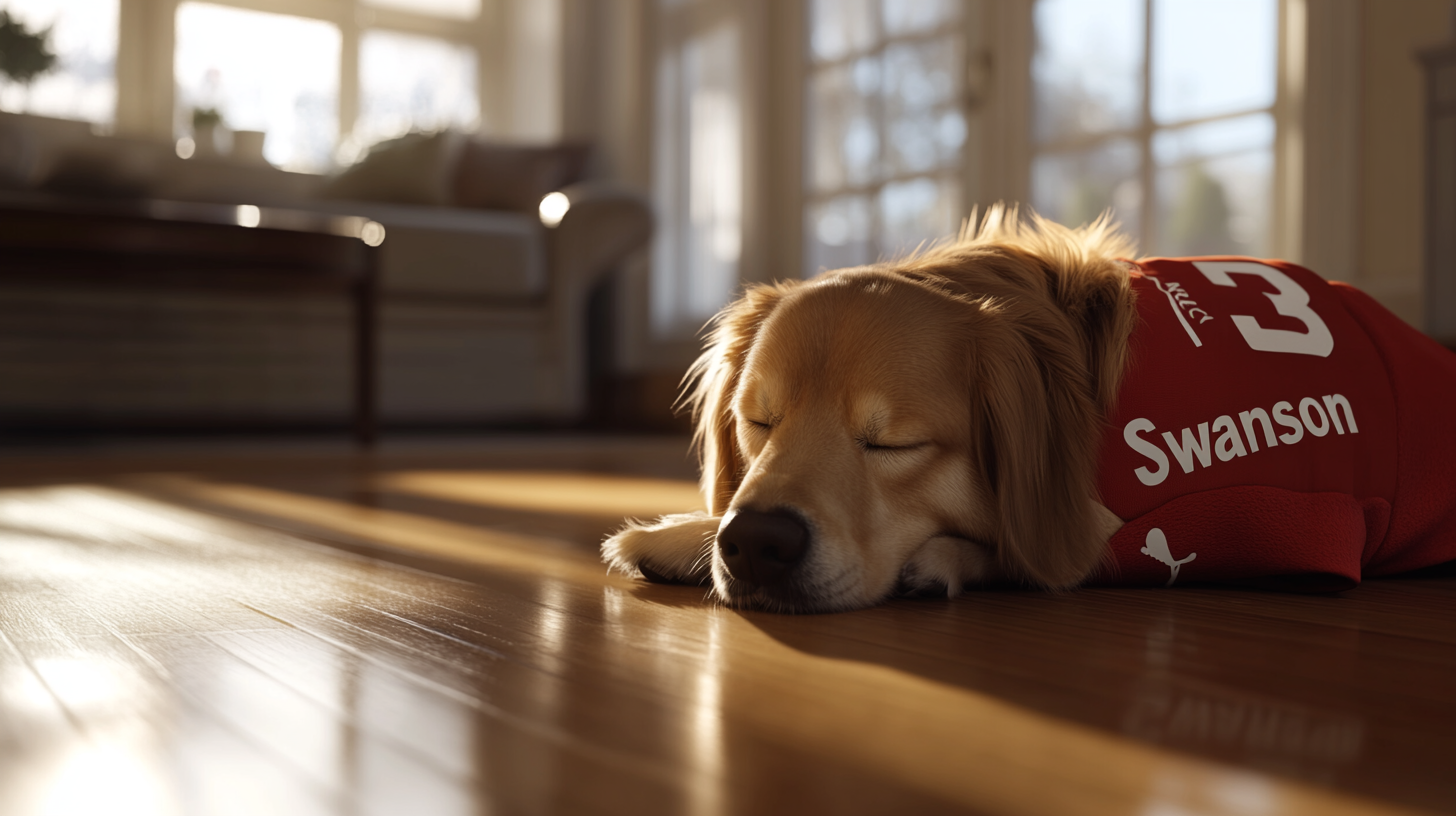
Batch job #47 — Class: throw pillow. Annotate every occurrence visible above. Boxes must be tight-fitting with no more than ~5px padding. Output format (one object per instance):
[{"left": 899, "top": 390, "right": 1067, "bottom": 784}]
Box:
[
  {"left": 452, "top": 141, "right": 591, "bottom": 212},
  {"left": 320, "top": 130, "right": 466, "bottom": 205}
]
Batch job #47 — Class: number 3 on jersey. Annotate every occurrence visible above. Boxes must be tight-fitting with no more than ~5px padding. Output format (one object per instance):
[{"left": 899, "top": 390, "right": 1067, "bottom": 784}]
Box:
[{"left": 1193, "top": 261, "right": 1334, "bottom": 357}]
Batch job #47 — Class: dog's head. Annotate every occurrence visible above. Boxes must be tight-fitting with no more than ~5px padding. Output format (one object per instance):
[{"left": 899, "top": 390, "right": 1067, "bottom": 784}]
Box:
[{"left": 687, "top": 210, "right": 1137, "bottom": 612}]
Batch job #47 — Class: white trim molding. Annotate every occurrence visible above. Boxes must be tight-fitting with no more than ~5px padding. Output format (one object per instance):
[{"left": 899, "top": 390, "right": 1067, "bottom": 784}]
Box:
[{"left": 1299, "top": 0, "right": 1362, "bottom": 280}]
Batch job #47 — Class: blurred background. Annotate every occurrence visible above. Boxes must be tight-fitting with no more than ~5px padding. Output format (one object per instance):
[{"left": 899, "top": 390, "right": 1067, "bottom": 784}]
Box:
[{"left": 0, "top": 0, "right": 1452, "bottom": 437}]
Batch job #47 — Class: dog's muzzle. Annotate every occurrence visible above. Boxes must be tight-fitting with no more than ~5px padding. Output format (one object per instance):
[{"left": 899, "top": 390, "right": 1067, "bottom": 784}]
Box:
[{"left": 717, "top": 508, "right": 809, "bottom": 590}]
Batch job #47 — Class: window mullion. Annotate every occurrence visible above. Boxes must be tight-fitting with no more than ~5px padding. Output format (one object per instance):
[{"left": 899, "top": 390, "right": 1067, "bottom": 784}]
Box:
[
  {"left": 807, "top": 168, "right": 961, "bottom": 203},
  {"left": 1140, "top": 0, "right": 1155, "bottom": 254},
  {"left": 1035, "top": 105, "right": 1274, "bottom": 157},
  {"left": 871, "top": 24, "right": 887, "bottom": 262},
  {"left": 803, "top": 2, "right": 968, "bottom": 273},
  {"left": 340, "top": 5, "right": 360, "bottom": 147}
]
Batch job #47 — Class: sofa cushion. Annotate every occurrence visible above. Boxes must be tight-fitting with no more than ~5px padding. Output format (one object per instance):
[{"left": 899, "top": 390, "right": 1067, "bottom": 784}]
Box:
[
  {"left": 320, "top": 130, "right": 591, "bottom": 214},
  {"left": 452, "top": 141, "right": 590, "bottom": 211},
  {"left": 319, "top": 131, "right": 465, "bottom": 206},
  {"left": 0, "top": 112, "right": 165, "bottom": 193},
  {"left": 294, "top": 200, "right": 547, "bottom": 299}
]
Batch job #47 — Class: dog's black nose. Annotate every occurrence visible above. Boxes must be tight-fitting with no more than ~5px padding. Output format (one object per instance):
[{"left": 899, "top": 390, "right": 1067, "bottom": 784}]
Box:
[{"left": 717, "top": 508, "right": 809, "bottom": 589}]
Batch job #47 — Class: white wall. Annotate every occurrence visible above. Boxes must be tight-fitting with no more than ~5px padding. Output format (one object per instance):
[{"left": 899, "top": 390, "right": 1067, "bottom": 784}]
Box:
[{"left": 1356, "top": 0, "right": 1453, "bottom": 329}]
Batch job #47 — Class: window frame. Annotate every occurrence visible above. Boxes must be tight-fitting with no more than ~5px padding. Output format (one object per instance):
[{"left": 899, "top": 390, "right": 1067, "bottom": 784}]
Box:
[
  {"left": 981, "top": 0, "right": 1352, "bottom": 269},
  {"left": 648, "top": 0, "right": 746, "bottom": 339},
  {"left": 800, "top": 3, "right": 973, "bottom": 270},
  {"left": 105, "top": 0, "right": 548, "bottom": 163},
  {"left": 630, "top": 0, "right": 783, "bottom": 359},
  {"left": 624, "top": 0, "right": 1354, "bottom": 376}
]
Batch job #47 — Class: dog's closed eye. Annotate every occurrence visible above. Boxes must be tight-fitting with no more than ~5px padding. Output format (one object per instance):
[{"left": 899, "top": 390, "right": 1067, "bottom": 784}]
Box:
[{"left": 858, "top": 439, "right": 929, "bottom": 453}]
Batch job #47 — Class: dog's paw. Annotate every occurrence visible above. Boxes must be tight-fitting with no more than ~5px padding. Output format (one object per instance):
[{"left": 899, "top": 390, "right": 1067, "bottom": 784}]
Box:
[
  {"left": 895, "top": 536, "right": 993, "bottom": 599},
  {"left": 602, "top": 511, "right": 721, "bottom": 586}
]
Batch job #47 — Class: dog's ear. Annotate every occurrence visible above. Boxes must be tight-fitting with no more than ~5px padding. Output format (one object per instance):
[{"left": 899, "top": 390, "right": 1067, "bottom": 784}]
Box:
[
  {"left": 969, "top": 298, "right": 1108, "bottom": 588},
  {"left": 908, "top": 245, "right": 1135, "bottom": 415},
  {"left": 683, "top": 283, "right": 789, "bottom": 515},
  {"left": 1042, "top": 256, "right": 1137, "bottom": 414}
]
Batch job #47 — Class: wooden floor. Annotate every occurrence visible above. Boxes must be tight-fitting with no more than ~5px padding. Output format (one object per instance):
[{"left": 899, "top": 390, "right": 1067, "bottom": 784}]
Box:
[{"left": 0, "top": 435, "right": 1451, "bottom": 816}]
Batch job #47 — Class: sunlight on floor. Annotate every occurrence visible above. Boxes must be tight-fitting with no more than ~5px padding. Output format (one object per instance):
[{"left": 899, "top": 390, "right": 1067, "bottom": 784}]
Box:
[
  {"left": 133, "top": 477, "right": 623, "bottom": 582},
  {"left": 33, "top": 737, "right": 180, "bottom": 816},
  {"left": 0, "top": 476, "right": 1436, "bottom": 816},
  {"left": 377, "top": 470, "right": 704, "bottom": 517}
]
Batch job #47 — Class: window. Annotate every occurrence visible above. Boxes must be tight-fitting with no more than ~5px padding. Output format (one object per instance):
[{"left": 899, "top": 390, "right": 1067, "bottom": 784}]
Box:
[
  {"left": 174, "top": 4, "right": 342, "bottom": 173},
  {"left": 0, "top": 0, "right": 118, "bottom": 126},
  {"left": 363, "top": 0, "right": 480, "bottom": 19},
  {"left": 3, "top": 0, "right": 491, "bottom": 174},
  {"left": 354, "top": 30, "right": 480, "bottom": 156},
  {"left": 651, "top": 1, "right": 744, "bottom": 337},
  {"left": 173, "top": 1, "right": 483, "bottom": 173},
  {"left": 803, "top": 0, "right": 967, "bottom": 274},
  {"left": 1030, "top": 0, "right": 1281, "bottom": 256}
]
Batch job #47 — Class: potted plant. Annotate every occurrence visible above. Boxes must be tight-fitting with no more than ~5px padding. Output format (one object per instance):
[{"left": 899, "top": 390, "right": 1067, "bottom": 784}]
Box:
[
  {"left": 191, "top": 106, "right": 226, "bottom": 156},
  {"left": 0, "top": 10, "right": 58, "bottom": 105}
]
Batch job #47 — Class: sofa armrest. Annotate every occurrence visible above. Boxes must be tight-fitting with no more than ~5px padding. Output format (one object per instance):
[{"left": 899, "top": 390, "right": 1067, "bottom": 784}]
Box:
[
  {"left": 545, "top": 181, "right": 653, "bottom": 296},
  {"left": 538, "top": 181, "right": 653, "bottom": 419}
]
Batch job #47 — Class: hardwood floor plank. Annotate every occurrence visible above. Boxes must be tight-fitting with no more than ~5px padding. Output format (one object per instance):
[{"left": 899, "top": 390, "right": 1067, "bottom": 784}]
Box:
[
  {"left": 0, "top": 612, "right": 341, "bottom": 816},
  {"left": 0, "top": 630, "right": 80, "bottom": 750},
  {"left": 0, "top": 442, "right": 1451, "bottom": 815},
  {"left": 206, "top": 628, "right": 478, "bottom": 781}
]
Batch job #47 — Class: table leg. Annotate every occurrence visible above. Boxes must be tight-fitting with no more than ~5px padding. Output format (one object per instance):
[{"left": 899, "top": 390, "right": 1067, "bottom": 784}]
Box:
[{"left": 353, "top": 247, "right": 379, "bottom": 448}]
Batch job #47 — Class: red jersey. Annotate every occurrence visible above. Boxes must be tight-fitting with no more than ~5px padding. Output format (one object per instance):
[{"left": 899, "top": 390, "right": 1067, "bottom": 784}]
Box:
[{"left": 1092, "top": 257, "right": 1456, "bottom": 590}]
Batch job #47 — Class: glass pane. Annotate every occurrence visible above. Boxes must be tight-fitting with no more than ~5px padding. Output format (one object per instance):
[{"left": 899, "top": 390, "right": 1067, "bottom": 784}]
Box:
[
  {"left": 806, "top": 194, "right": 873, "bottom": 274},
  {"left": 651, "top": 47, "right": 683, "bottom": 334},
  {"left": 881, "top": 0, "right": 959, "bottom": 36},
  {"left": 1151, "top": 0, "right": 1276, "bottom": 125},
  {"left": 1152, "top": 114, "right": 1272, "bottom": 256},
  {"left": 175, "top": 3, "right": 340, "bottom": 173},
  {"left": 1155, "top": 153, "right": 1272, "bottom": 257},
  {"left": 1152, "top": 112, "right": 1274, "bottom": 166},
  {"left": 651, "top": 22, "right": 742, "bottom": 335},
  {"left": 1031, "top": 139, "right": 1141, "bottom": 241},
  {"left": 361, "top": 0, "right": 479, "bottom": 20},
  {"left": 885, "top": 106, "right": 966, "bottom": 177},
  {"left": 806, "top": 57, "right": 880, "bottom": 192},
  {"left": 882, "top": 37, "right": 962, "bottom": 177},
  {"left": 809, "top": 0, "right": 877, "bottom": 63},
  {"left": 685, "top": 25, "right": 743, "bottom": 318},
  {"left": 1032, "top": 0, "right": 1143, "bottom": 143},
  {"left": 0, "top": 0, "right": 117, "bottom": 125},
  {"left": 356, "top": 30, "right": 479, "bottom": 151},
  {"left": 878, "top": 175, "right": 959, "bottom": 260}
]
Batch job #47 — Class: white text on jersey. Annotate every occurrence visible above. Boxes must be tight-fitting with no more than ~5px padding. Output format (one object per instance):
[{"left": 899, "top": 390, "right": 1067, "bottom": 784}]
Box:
[{"left": 1123, "top": 394, "right": 1358, "bottom": 487}]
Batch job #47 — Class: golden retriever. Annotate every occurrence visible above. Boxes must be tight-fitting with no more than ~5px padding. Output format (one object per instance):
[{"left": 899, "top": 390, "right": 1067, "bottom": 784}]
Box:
[
  {"left": 602, "top": 206, "right": 1133, "bottom": 611},
  {"left": 602, "top": 202, "right": 1456, "bottom": 611}
]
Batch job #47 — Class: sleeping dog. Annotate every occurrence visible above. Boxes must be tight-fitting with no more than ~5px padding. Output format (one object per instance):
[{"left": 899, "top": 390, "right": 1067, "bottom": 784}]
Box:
[{"left": 602, "top": 207, "right": 1456, "bottom": 612}]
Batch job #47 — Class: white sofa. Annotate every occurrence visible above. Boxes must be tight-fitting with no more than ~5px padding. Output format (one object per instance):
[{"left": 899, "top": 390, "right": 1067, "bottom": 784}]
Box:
[{"left": 0, "top": 113, "right": 651, "bottom": 429}]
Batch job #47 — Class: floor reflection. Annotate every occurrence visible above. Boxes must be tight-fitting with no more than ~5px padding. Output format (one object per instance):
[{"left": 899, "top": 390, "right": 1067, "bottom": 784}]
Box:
[
  {"left": 0, "top": 475, "right": 1450, "bottom": 815},
  {"left": 29, "top": 728, "right": 182, "bottom": 816},
  {"left": 1126, "top": 614, "right": 1366, "bottom": 786},
  {"left": 378, "top": 470, "right": 703, "bottom": 518},
  {"left": 1124, "top": 676, "right": 1366, "bottom": 781},
  {"left": 685, "top": 611, "right": 725, "bottom": 816},
  {"left": 1, "top": 648, "right": 182, "bottom": 816}
]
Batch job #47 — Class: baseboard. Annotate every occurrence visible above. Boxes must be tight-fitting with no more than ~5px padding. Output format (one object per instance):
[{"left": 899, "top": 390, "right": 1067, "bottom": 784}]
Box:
[{"left": 585, "top": 370, "right": 694, "bottom": 433}]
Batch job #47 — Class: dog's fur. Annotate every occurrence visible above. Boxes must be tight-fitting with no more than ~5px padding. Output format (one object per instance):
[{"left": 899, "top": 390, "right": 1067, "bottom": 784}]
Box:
[{"left": 602, "top": 207, "right": 1138, "bottom": 612}]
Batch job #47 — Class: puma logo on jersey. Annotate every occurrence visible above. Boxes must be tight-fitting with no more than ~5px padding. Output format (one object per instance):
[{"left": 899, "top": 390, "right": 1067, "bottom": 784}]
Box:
[
  {"left": 1151, "top": 276, "right": 1215, "bottom": 348},
  {"left": 1140, "top": 528, "right": 1196, "bottom": 586},
  {"left": 1123, "top": 394, "right": 1359, "bottom": 487}
]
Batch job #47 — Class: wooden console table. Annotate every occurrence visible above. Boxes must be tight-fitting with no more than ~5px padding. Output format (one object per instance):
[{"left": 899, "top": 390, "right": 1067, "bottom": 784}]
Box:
[{"left": 0, "top": 191, "right": 383, "bottom": 446}]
